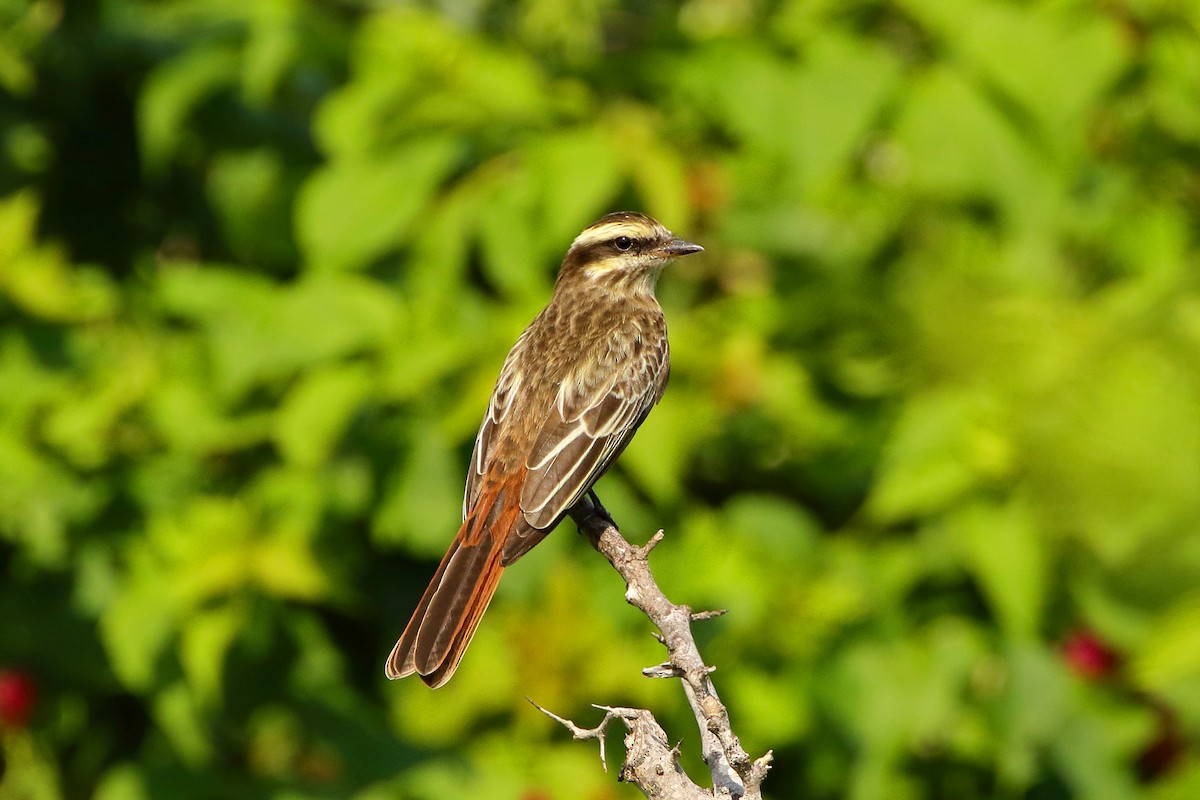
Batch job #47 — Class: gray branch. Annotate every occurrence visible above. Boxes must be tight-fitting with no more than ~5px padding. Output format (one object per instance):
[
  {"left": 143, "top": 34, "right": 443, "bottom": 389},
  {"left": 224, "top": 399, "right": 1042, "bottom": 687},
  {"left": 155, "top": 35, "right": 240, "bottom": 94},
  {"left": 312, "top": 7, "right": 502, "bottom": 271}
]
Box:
[{"left": 533, "top": 496, "right": 772, "bottom": 799}]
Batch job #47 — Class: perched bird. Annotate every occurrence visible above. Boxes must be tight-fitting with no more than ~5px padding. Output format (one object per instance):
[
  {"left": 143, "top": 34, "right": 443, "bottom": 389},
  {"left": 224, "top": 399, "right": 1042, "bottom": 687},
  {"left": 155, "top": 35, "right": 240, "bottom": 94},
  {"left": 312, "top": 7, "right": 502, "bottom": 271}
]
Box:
[{"left": 386, "top": 211, "right": 703, "bottom": 687}]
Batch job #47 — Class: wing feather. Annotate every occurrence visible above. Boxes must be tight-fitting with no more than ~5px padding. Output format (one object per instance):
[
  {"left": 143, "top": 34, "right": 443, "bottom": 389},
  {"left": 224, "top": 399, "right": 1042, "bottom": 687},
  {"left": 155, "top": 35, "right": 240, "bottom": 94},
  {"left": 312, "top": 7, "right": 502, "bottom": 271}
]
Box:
[
  {"left": 463, "top": 337, "right": 525, "bottom": 520},
  {"left": 516, "top": 332, "right": 669, "bottom": 535}
]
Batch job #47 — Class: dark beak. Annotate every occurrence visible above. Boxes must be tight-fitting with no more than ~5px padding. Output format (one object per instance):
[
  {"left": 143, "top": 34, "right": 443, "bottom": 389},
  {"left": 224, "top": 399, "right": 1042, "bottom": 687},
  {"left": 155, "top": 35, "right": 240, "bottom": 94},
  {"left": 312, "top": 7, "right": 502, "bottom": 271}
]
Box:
[{"left": 660, "top": 237, "right": 704, "bottom": 257}]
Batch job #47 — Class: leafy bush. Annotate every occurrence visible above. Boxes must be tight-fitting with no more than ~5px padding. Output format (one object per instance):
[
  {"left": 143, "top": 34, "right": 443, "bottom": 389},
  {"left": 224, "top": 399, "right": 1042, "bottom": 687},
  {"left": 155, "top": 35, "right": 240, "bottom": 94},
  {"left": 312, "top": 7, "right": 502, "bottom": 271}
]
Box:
[{"left": 2, "top": 1, "right": 1199, "bottom": 798}]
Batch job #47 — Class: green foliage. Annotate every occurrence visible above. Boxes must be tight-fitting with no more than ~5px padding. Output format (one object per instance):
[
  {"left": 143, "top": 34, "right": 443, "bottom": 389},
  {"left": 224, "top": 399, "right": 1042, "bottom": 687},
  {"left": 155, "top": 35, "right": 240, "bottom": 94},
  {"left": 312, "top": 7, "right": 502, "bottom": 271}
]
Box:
[{"left": 2, "top": 0, "right": 1200, "bottom": 798}]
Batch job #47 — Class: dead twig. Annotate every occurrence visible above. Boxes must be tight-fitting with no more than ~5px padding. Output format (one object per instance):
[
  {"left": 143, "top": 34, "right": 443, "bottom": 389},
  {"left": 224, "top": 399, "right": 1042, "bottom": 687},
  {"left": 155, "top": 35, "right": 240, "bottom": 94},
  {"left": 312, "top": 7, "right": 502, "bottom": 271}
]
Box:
[{"left": 531, "top": 496, "right": 774, "bottom": 799}]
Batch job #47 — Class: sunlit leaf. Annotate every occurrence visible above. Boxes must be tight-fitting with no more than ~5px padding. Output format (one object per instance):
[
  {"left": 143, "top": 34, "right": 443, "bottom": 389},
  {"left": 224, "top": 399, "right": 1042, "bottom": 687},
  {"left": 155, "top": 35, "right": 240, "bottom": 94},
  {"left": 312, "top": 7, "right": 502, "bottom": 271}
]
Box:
[
  {"left": 952, "top": 498, "right": 1045, "bottom": 639},
  {"left": 152, "top": 682, "right": 213, "bottom": 766},
  {"left": 180, "top": 605, "right": 244, "bottom": 705},
  {"left": 297, "top": 137, "right": 461, "bottom": 272},
  {"left": 273, "top": 363, "right": 373, "bottom": 467},
  {"left": 867, "top": 389, "right": 988, "bottom": 521}
]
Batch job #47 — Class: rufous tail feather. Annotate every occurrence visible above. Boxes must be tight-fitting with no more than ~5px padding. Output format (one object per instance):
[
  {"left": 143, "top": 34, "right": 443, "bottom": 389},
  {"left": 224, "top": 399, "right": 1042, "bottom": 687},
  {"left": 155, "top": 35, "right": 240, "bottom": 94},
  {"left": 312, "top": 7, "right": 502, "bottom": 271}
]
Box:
[{"left": 385, "top": 479, "right": 522, "bottom": 687}]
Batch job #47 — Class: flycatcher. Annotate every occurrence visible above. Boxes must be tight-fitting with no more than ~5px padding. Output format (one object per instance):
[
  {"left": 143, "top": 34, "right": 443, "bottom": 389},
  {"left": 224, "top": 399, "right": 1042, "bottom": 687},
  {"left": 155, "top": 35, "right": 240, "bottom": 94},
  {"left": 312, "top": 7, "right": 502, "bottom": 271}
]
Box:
[{"left": 386, "top": 211, "right": 703, "bottom": 687}]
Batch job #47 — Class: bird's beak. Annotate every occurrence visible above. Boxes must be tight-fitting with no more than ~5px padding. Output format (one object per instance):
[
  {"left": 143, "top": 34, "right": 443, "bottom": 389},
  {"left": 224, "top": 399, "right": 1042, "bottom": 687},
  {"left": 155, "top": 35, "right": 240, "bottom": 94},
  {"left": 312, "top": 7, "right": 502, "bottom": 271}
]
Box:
[{"left": 659, "top": 237, "right": 704, "bottom": 257}]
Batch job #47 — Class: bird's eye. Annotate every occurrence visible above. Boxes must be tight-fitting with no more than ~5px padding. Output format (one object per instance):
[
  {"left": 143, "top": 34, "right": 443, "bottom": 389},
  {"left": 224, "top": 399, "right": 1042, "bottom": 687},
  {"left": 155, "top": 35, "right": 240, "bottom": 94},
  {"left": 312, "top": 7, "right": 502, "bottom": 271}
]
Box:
[{"left": 614, "top": 236, "right": 633, "bottom": 252}]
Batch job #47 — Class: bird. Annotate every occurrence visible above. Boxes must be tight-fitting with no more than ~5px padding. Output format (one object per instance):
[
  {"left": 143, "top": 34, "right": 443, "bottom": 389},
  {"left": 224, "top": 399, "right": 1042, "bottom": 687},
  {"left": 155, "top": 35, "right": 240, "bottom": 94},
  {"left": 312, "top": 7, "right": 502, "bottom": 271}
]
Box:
[{"left": 385, "top": 211, "right": 703, "bottom": 687}]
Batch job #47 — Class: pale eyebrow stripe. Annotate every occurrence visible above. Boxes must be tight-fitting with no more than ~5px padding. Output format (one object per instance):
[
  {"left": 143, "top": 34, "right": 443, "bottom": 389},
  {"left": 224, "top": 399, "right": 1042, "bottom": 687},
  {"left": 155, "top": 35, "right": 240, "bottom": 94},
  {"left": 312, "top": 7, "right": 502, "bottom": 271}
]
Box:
[{"left": 571, "top": 221, "right": 654, "bottom": 250}]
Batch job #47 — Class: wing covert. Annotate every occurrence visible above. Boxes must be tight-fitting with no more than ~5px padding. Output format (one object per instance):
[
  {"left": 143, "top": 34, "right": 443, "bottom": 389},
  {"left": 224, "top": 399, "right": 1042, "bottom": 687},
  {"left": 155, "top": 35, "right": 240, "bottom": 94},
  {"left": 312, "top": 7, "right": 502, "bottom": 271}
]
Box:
[
  {"left": 517, "top": 332, "right": 669, "bottom": 534},
  {"left": 463, "top": 340, "right": 525, "bottom": 520}
]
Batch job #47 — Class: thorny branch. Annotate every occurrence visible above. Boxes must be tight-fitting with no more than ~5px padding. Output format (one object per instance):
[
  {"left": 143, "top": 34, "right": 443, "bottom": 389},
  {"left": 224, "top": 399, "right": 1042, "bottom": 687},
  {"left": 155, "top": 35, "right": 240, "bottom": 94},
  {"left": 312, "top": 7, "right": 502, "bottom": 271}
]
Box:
[{"left": 532, "top": 495, "right": 773, "bottom": 800}]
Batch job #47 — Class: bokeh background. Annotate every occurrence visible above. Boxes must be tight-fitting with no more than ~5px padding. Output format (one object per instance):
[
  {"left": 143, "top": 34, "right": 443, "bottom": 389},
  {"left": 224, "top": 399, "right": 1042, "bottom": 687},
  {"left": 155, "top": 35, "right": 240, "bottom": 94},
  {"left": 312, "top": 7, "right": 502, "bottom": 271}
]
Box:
[{"left": 3, "top": 0, "right": 1200, "bottom": 798}]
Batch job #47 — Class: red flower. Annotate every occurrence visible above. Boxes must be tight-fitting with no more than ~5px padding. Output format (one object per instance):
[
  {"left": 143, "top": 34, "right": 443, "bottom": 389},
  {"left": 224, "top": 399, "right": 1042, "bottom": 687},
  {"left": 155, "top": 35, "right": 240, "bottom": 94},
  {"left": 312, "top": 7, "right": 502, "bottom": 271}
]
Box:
[
  {"left": 1061, "top": 630, "right": 1119, "bottom": 680},
  {"left": 0, "top": 669, "right": 37, "bottom": 728}
]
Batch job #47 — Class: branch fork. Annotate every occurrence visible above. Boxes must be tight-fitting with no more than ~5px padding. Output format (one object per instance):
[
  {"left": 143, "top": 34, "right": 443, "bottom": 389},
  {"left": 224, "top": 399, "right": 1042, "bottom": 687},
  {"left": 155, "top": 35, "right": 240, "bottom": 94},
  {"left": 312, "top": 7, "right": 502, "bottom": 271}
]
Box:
[{"left": 531, "top": 496, "right": 773, "bottom": 799}]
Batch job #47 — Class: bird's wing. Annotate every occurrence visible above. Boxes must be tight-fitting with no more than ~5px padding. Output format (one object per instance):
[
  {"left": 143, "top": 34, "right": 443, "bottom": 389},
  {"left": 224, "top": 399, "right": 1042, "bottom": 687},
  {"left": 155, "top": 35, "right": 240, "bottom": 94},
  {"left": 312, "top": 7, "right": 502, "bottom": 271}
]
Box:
[
  {"left": 463, "top": 333, "right": 528, "bottom": 521},
  {"left": 510, "top": 333, "right": 670, "bottom": 560}
]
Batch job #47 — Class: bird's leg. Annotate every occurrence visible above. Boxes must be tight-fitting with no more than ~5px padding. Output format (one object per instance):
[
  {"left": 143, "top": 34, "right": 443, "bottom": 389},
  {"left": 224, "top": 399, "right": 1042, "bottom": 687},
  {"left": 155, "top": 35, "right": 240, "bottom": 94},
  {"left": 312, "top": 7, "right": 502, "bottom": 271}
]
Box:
[{"left": 586, "top": 489, "right": 618, "bottom": 529}]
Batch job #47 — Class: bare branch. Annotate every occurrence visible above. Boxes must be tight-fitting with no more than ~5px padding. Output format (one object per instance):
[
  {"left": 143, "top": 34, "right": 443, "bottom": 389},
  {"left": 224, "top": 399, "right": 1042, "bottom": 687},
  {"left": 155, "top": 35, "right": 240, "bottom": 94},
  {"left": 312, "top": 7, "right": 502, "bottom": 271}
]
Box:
[
  {"left": 528, "top": 698, "right": 620, "bottom": 772},
  {"left": 535, "top": 702, "right": 710, "bottom": 800},
  {"left": 534, "top": 496, "right": 775, "bottom": 799}
]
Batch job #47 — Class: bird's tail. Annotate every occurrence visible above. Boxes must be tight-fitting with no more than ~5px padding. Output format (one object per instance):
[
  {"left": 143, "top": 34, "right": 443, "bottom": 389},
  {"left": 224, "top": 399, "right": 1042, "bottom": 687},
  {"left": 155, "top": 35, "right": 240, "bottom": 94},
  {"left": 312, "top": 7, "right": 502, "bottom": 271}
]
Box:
[{"left": 385, "top": 478, "right": 522, "bottom": 688}]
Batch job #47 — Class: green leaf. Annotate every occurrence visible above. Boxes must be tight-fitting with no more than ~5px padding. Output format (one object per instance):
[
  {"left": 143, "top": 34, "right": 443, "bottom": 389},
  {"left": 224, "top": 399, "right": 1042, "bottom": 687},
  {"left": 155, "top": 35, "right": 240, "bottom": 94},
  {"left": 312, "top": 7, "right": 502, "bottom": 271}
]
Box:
[
  {"left": 206, "top": 149, "right": 298, "bottom": 269},
  {"left": 618, "top": 389, "right": 713, "bottom": 505},
  {"left": 722, "top": 493, "right": 821, "bottom": 561},
  {"left": 273, "top": 363, "right": 373, "bottom": 467},
  {"left": 867, "top": 389, "right": 986, "bottom": 521},
  {"left": 1147, "top": 31, "right": 1200, "bottom": 142},
  {"left": 180, "top": 605, "right": 244, "bottom": 705},
  {"left": 373, "top": 423, "right": 461, "bottom": 553},
  {"left": 157, "top": 267, "right": 401, "bottom": 398},
  {"left": 1131, "top": 593, "right": 1200, "bottom": 693},
  {"left": 152, "top": 682, "right": 212, "bottom": 766},
  {"left": 952, "top": 498, "right": 1045, "bottom": 639},
  {"left": 1023, "top": 339, "right": 1200, "bottom": 564},
  {"left": 786, "top": 33, "right": 900, "bottom": 192},
  {"left": 0, "top": 192, "right": 118, "bottom": 321},
  {"left": 100, "top": 543, "right": 177, "bottom": 690},
  {"left": 250, "top": 531, "right": 330, "bottom": 601},
  {"left": 296, "top": 137, "right": 461, "bottom": 271},
  {"left": 93, "top": 765, "right": 149, "bottom": 800},
  {"left": 478, "top": 176, "right": 545, "bottom": 300},
  {"left": 903, "top": 0, "right": 1128, "bottom": 151},
  {"left": 138, "top": 46, "right": 239, "bottom": 175},
  {"left": 892, "top": 67, "right": 1054, "bottom": 228},
  {"left": 529, "top": 125, "right": 622, "bottom": 253}
]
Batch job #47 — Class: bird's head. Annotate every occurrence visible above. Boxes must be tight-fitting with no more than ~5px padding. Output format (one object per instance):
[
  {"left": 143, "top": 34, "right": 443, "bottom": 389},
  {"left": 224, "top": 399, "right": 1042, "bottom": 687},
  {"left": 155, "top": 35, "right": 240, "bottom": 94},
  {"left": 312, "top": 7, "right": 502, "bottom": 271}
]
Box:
[{"left": 556, "top": 212, "right": 703, "bottom": 295}]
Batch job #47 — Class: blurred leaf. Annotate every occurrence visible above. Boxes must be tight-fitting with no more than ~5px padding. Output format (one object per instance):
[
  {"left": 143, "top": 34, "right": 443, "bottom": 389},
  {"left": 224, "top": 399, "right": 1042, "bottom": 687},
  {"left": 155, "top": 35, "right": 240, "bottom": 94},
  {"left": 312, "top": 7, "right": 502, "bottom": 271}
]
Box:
[
  {"left": 0, "top": 192, "right": 118, "bottom": 321},
  {"left": 93, "top": 765, "right": 149, "bottom": 800},
  {"left": 530, "top": 126, "right": 623, "bottom": 243},
  {"left": 139, "top": 45, "right": 239, "bottom": 175},
  {"left": 0, "top": 726, "right": 62, "bottom": 800},
  {"left": 274, "top": 363, "right": 373, "bottom": 467},
  {"left": 994, "top": 643, "right": 1072, "bottom": 786},
  {"left": 42, "top": 336, "right": 156, "bottom": 469},
  {"left": 1131, "top": 593, "right": 1200, "bottom": 693},
  {"left": 893, "top": 67, "right": 1052, "bottom": 227},
  {"left": 722, "top": 492, "right": 821, "bottom": 561},
  {"left": 153, "top": 682, "right": 213, "bottom": 766},
  {"left": 0, "top": 0, "right": 61, "bottom": 95},
  {"left": 251, "top": 530, "right": 330, "bottom": 601},
  {"left": 867, "top": 389, "right": 989, "bottom": 521},
  {"left": 240, "top": 0, "right": 303, "bottom": 105},
  {"left": 787, "top": 33, "right": 900, "bottom": 192},
  {"left": 903, "top": 0, "right": 1128, "bottom": 151},
  {"left": 180, "top": 605, "right": 244, "bottom": 705},
  {"left": 952, "top": 498, "right": 1045, "bottom": 639},
  {"left": 101, "top": 541, "right": 176, "bottom": 690},
  {"left": 1146, "top": 761, "right": 1200, "bottom": 800},
  {"left": 158, "top": 267, "right": 401, "bottom": 398},
  {"left": 373, "top": 423, "right": 461, "bottom": 553},
  {"left": 1147, "top": 30, "right": 1200, "bottom": 142},
  {"left": 404, "top": 185, "right": 477, "bottom": 329},
  {"left": 619, "top": 389, "right": 712, "bottom": 505},
  {"left": 0, "top": 433, "right": 93, "bottom": 565},
  {"left": 314, "top": 8, "right": 555, "bottom": 157},
  {"left": 727, "top": 667, "right": 811, "bottom": 744},
  {"left": 478, "top": 173, "right": 544, "bottom": 300},
  {"left": 1024, "top": 339, "right": 1200, "bottom": 564},
  {"left": 206, "top": 149, "right": 299, "bottom": 269},
  {"left": 296, "top": 137, "right": 461, "bottom": 272},
  {"left": 1050, "top": 699, "right": 1147, "bottom": 800}
]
